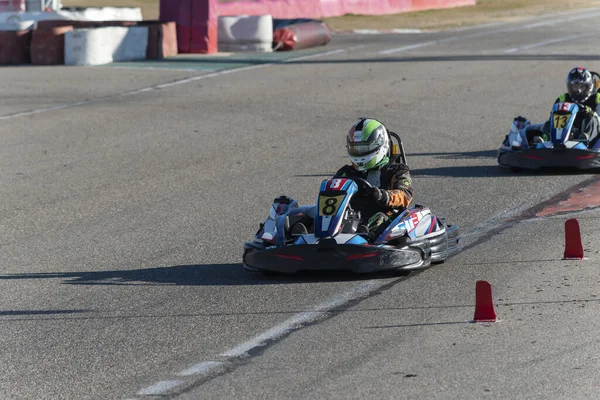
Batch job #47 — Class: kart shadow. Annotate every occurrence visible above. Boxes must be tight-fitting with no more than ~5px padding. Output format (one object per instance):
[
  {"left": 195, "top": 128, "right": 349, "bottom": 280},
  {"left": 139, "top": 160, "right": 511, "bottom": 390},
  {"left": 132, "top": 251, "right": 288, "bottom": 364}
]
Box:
[
  {"left": 409, "top": 150, "right": 497, "bottom": 159},
  {"left": 0, "top": 309, "right": 88, "bottom": 316},
  {"left": 411, "top": 165, "right": 506, "bottom": 178},
  {"left": 0, "top": 264, "right": 412, "bottom": 286},
  {"left": 411, "top": 164, "right": 600, "bottom": 178}
]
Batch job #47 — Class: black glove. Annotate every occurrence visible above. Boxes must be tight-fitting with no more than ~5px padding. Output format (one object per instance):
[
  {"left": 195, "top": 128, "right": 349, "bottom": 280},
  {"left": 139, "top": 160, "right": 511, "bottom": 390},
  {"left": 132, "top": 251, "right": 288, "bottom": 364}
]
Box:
[
  {"left": 579, "top": 105, "right": 594, "bottom": 117},
  {"left": 364, "top": 187, "right": 389, "bottom": 206}
]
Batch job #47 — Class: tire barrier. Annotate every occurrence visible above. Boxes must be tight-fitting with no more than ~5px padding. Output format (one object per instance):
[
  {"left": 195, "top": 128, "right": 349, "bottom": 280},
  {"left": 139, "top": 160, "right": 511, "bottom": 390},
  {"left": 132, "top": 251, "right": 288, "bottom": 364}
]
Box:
[
  {"left": 30, "top": 25, "right": 73, "bottom": 65},
  {"left": 146, "top": 22, "right": 178, "bottom": 59},
  {"left": 273, "top": 21, "right": 331, "bottom": 51},
  {"left": 26, "top": 20, "right": 177, "bottom": 65},
  {"left": 218, "top": 15, "right": 273, "bottom": 52},
  {"left": 64, "top": 26, "right": 149, "bottom": 66},
  {"left": 0, "top": 30, "right": 31, "bottom": 64}
]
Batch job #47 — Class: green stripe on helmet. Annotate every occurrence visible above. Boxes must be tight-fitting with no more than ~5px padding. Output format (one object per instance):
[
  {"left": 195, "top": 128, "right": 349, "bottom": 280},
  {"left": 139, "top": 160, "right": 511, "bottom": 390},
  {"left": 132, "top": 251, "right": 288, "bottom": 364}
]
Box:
[
  {"left": 361, "top": 119, "right": 383, "bottom": 141},
  {"left": 364, "top": 155, "right": 389, "bottom": 170}
]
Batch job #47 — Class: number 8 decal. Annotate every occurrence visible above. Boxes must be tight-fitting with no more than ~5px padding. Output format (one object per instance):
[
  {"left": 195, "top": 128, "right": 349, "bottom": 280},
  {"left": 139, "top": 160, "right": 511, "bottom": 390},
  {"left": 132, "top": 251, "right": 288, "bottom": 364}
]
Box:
[
  {"left": 322, "top": 198, "right": 338, "bottom": 215},
  {"left": 330, "top": 179, "right": 342, "bottom": 189}
]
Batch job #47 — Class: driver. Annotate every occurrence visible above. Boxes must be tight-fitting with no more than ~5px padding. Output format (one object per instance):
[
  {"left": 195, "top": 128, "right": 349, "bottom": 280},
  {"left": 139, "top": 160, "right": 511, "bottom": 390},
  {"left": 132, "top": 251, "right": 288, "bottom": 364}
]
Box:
[
  {"left": 332, "top": 117, "right": 414, "bottom": 240},
  {"left": 527, "top": 67, "right": 600, "bottom": 144}
]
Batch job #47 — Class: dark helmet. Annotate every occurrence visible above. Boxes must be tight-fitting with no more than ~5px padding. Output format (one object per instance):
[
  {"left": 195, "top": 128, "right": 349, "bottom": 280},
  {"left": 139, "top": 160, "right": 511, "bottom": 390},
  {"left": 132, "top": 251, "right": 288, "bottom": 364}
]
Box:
[{"left": 566, "top": 67, "right": 595, "bottom": 103}]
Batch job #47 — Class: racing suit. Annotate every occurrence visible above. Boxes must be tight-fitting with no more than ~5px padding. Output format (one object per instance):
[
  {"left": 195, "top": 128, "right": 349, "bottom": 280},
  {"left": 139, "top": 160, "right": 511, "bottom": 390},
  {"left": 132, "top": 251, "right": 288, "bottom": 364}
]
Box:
[
  {"left": 333, "top": 161, "right": 413, "bottom": 239},
  {"left": 529, "top": 92, "right": 600, "bottom": 145}
]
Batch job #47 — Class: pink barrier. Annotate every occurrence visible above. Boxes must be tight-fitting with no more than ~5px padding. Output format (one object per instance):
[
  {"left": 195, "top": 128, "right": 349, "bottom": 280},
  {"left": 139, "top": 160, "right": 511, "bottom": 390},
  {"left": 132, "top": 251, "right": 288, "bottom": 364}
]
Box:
[
  {"left": 160, "top": 0, "right": 217, "bottom": 53},
  {"left": 0, "top": 0, "right": 24, "bottom": 12},
  {"left": 218, "top": 0, "right": 476, "bottom": 19}
]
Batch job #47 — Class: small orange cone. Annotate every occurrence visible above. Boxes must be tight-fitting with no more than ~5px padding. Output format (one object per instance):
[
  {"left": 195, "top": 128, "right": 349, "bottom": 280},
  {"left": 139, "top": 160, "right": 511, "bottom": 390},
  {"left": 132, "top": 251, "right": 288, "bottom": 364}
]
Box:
[
  {"left": 473, "top": 280, "right": 496, "bottom": 322},
  {"left": 563, "top": 218, "right": 584, "bottom": 260}
]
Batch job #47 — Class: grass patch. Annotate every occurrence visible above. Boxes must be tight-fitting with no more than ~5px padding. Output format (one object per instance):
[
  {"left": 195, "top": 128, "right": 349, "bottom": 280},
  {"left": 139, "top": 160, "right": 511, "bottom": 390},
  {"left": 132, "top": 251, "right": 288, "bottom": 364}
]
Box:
[{"left": 323, "top": 0, "right": 600, "bottom": 31}]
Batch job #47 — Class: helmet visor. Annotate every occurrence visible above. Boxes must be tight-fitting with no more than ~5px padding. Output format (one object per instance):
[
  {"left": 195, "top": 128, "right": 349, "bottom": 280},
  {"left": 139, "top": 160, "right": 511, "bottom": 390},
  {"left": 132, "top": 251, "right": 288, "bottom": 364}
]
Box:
[
  {"left": 568, "top": 82, "right": 593, "bottom": 101},
  {"left": 347, "top": 140, "right": 382, "bottom": 157}
]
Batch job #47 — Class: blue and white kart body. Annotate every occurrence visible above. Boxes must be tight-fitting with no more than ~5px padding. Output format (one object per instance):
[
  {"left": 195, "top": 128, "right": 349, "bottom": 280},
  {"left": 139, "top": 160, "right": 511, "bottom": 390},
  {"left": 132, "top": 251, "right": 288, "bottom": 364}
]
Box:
[
  {"left": 243, "top": 177, "right": 459, "bottom": 275},
  {"left": 498, "top": 102, "right": 600, "bottom": 170}
]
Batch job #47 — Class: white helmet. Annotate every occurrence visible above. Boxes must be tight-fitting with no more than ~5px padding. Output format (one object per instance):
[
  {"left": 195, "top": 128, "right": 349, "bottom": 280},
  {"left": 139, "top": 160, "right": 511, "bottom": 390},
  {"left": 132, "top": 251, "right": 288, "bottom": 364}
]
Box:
[{"left": 346, "top": 118, "right": 390, "bottom": 171}]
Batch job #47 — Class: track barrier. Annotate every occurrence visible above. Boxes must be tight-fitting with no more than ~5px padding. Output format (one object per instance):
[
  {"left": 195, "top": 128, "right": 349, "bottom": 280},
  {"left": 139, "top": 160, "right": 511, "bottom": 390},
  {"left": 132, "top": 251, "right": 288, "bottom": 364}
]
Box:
[
  {"left": 0, "top": 29, "right": 31, "bottom": 63},
  {"left": 64, "top": 26, "right": 148, "bottom": 65},
  {"left": 218, "top": 15, "right": 273, "bottom": 52},
  {"left": 273, "top": 21, "right": 331, "bottom": 51}
]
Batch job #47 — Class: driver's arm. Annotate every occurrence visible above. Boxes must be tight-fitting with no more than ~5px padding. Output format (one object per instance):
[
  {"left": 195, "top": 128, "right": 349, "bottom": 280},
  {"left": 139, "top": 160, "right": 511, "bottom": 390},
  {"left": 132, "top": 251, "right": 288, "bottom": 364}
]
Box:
[
  {"left": 594, "top": 97, "right": 600, "bottom": 116},
  {"left": 384, "top": 165, "right": 413, "bottom": 209}
]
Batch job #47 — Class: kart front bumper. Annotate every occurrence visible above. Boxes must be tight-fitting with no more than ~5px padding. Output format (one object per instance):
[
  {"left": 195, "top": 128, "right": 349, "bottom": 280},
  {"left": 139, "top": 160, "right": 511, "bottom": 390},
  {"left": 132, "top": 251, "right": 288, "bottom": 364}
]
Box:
[
  {"left": 243, "top": 240, "right": 431, "bottom": 274},
  {"left": 498, "top": 147, "right": 600, "bottom": 170}
]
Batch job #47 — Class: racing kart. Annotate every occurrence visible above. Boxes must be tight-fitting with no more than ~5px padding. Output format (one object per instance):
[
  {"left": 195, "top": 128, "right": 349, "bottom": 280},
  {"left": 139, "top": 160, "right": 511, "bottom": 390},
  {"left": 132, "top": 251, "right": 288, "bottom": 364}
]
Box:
[
  {"left": 243, "top": 133, "right": 460, "bottom": 275},
  {"left": 498, "top": 102, "right": 600, "bottom": 171}
]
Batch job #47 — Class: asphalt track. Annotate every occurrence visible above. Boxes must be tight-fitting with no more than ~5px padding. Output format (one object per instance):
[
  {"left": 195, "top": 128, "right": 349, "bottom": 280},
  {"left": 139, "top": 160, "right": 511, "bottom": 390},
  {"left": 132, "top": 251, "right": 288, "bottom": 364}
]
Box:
[{"left": 3, "top": 7, "right": 600, "bottom": 399}]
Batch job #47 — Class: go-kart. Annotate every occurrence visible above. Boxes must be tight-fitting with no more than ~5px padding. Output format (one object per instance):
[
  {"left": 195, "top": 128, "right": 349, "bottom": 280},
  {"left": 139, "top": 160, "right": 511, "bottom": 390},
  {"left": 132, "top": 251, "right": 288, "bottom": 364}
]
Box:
[
  {"left": 498, "top": 102, "right": 600, "bottom": 171},
  {"left": 243, "top": 133, "right": 460, "bottom": 275}
]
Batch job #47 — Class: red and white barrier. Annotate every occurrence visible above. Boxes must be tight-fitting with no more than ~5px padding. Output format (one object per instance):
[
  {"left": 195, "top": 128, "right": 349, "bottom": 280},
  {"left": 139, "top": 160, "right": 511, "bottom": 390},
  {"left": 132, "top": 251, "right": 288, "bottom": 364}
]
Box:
[{"left": 273, "top": 21, "right": 331, "bottom": 51}]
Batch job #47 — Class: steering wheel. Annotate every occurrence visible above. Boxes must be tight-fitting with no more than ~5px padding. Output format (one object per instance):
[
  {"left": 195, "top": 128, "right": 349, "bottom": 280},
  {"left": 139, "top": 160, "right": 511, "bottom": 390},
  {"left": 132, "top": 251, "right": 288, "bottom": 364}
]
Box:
[{"left": 350, "top": 176, "right": 373, "bottom": 193}]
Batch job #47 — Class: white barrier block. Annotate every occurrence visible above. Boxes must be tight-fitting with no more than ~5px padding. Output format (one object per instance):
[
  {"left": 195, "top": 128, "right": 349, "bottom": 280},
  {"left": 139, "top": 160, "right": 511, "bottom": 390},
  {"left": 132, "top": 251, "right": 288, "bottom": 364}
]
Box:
[
  {"left": 58, "top": 7, "right": 143, "bottom": 21},
  {"left": 114, "top": 26, "right": 149, "bottom": 61},
  {"left": 218, "top": 15, "right": 273, "bottom": 53},
  {"left": 65, "top": 26, "right": 148, "bottom": 66}
]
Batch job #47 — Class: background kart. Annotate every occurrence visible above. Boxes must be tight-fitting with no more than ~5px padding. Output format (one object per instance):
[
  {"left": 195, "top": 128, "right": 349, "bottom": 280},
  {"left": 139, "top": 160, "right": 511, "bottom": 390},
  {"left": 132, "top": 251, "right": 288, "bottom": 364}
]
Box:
[{"left": 498, "top": 101, "right": 600, "bottom": 171}]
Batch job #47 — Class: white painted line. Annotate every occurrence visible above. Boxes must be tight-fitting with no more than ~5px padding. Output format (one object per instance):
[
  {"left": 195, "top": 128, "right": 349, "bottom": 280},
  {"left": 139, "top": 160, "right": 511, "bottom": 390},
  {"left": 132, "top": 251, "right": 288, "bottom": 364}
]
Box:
[
  {"left": 503, "top": 32, "right": 595, "bottom": 53},
  {"left": 438, "top": 11, "right": 600, "bottom": 44},
  {"left": 353, "top": 29, "right": 384, "bottom": 34},
  {"left": 133, "top": 280, "right": 387, "bottom": 396},
  {"left": 0, "top": 47, "right": 355, "bottom": 121},
  {"left": 392, "top": 28, "right": 424, "bottom": 34},
  {"left": 445, "top": 7, "right": 600, "bottom": 33},
  {"left": 176, "top": 361, "right": 226, "bottom": 377},
  {"left": 284, "top": 48, "right": 346, "bottom": 62},
  {"left": 379, "top": 41, "right": 436, "bottom": 55},
  {"left": 219, "top": 280, "right": 383, "bottom": 358},
  {"left": 378, "top": 9, "right": 600, "bottom": 55},
  {"left": 136, "top": 380, "right": 184, "bottom": 396},
  {"left": 130, "top": 190, "right": 567, "bottom": 397}
]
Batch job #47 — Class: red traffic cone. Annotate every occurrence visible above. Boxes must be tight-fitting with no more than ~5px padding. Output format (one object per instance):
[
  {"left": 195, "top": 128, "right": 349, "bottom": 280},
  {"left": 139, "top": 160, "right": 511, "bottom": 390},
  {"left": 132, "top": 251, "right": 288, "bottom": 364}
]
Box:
[
  {"left": 563, "top": 218, "right": 584, "bottom": 260},
  {"left": 473, "top": 280, "right": 496, "bottom": 322}
]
